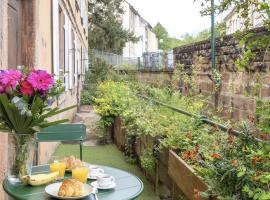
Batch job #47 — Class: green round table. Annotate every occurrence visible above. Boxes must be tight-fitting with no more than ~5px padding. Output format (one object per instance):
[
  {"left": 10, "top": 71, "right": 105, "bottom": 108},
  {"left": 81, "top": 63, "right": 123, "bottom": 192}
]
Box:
[{"left": 3, "top": 164, "right": 144, "bottom": 200}]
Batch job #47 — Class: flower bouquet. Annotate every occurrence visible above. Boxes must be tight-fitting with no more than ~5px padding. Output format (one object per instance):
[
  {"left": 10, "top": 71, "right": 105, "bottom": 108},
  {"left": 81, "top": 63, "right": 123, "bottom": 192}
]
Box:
[{"left": 0, "top": 67, "right": 75, "bottom": 183}]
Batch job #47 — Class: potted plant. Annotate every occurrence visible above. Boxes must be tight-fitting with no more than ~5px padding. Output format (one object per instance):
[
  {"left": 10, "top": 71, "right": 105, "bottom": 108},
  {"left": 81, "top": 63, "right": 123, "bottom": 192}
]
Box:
[{"left": 0, "top": 67, "right": 75, "bottom": 183}]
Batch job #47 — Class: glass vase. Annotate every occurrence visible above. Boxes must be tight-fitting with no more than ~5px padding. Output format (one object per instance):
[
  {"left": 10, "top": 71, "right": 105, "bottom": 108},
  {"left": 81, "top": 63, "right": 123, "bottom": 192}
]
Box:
[{"left": 8, "top": 133, "right": 36, "bottom": 184}]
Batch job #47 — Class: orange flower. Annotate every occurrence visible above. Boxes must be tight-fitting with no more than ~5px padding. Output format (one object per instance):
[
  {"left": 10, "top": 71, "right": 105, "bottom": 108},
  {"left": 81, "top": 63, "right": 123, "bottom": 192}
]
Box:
[
  {"left": 251, "top": 156, "right": 263, "bottom": 167},
  {"left": 182, "top": 151, "right": 191, "bottom": 160},
  {"left": 227, "top": 134, "right": 234, "bottom": 144},
  {"left": 190, "top": 149, "right": 198, "bottom": 161},
  {"left": 194, "top": 189, "right": 201, "bottom": 200},
  {"left": 231, "top": 159, "right": 239, "bottom": 167},
  {"left": 211, "top": 152, "right": 222, "bottom": 159}
]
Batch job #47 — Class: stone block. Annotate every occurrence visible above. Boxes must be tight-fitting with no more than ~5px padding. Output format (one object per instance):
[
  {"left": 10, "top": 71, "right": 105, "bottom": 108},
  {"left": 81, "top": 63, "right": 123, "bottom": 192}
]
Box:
[{"left": 261, "top": 86, "right": 270, "bottom": 98}]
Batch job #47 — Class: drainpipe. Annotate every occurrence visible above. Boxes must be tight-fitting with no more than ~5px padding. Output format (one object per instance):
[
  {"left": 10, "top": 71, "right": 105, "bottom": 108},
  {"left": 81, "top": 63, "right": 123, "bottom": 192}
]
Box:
[
  {"left": 211, "top": 0, "right": 216, "bottom": 70},
  {"left": 211, "top": 0, "right": 219, "bottom": 108}
]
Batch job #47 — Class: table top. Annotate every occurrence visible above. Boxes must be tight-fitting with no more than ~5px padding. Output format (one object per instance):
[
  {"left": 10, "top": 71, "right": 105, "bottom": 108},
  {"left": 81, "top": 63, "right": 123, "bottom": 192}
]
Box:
[{"left": 3, "top": 164, "right": 144, "bottom": 200}]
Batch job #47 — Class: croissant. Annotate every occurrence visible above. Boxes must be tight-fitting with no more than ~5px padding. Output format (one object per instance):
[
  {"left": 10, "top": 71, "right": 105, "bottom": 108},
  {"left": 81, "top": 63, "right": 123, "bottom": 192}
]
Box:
[
  {"left": 58, "top": 179, "right": 84, "bottom": 197},
  {"left": 64, "top": 156, "right": 84, "bottom": 170}
]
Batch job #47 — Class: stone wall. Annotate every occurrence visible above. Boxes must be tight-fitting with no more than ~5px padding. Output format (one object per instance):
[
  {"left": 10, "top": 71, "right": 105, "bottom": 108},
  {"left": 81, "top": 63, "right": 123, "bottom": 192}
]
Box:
[{"left": 174, "top": 27, "right": 270, "bottom": 121}]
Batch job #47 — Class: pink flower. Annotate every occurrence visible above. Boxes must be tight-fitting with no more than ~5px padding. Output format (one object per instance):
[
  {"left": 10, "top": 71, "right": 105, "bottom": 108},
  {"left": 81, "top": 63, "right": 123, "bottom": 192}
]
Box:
[
  {"left": 27, "top": 70, "right": 54, "bottom": 92},
  {"left": 0, "top": 70, "right": 22, "bottom": 90},
  {"left": 20, "top": 81, "right": 33, "bottom": 96}
]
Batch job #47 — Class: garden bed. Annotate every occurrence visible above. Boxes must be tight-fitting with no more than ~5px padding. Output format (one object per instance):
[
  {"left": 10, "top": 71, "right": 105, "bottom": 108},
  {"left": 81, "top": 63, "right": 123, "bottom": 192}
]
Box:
[
  {"left": 112, "top": 117, "right": 212, "bottom": 200},
  {"left": 168, "top": 150, "right": 209, "bottom": 200}
]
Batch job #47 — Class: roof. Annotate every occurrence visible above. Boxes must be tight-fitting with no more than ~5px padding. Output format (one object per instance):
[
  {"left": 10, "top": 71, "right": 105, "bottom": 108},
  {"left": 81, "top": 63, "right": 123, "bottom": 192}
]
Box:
[
  {"left": 223, "top": 7, "right": 237, "bottom": 22},
  {"left": 124, "top": 0, "right": 153, "bottom": 29}
]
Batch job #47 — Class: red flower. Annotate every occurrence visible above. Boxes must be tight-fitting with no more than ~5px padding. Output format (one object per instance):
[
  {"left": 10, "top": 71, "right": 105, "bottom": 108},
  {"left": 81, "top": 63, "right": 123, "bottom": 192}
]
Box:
[
  {"left": 211, "top": 152, "right": 222, "bottom": 159},
  {"left": 20, "top": 81, "right": 33, "bottom": 96}
]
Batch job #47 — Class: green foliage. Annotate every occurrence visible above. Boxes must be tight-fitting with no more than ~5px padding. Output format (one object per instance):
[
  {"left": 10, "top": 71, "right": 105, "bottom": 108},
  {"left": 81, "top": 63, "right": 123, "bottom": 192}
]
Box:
[
  {"left": 0, "top": 94, "right": 75, "bottom": 134},
  {"left": 140, "top": 149, "right": 156, "bottom": 173},
  {"left": 88, "top": 0, "right": 138, "bottom": 54},
  {"left": 152, "top": 22, "right": 172, "bottom": 51},
  {"left": 153, "top": 22, "right": 226, "bottom": 51},
  {"left": 80, "top": 58, "right": 111, "bottom": 105},
  {"left": 199, "top": 0, "right": 270, "bottom": 71},
  {"left": 256, "top": 99, "right": 270, "bottom": 134},
  {"left": 93, "top": 75, "right": 270, "bottom": 199},
  {"left": 81, "top": 90, "right": 96, "bottom": 105}
]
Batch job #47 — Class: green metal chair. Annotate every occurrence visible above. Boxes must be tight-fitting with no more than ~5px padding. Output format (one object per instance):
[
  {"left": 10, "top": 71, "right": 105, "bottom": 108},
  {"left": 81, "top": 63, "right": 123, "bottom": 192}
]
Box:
[{"left": 36, "top": 124, "right": 86, "bottom": 163}]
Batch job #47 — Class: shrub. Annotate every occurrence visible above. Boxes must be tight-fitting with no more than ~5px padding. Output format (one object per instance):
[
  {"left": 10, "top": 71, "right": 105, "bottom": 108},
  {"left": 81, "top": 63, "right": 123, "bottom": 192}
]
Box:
[
  {"left": 80, "top": 90, "right": 95, "bottom": 105},
  {"left": 140, "top": 149, "right": 157, "bottom": 174}
]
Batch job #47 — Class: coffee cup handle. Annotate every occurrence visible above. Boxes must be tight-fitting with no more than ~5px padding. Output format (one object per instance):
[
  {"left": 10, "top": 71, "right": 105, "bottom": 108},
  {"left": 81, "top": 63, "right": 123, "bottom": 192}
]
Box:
[{"left": 110, "top": 176, "right": 115, "bottom": 182}]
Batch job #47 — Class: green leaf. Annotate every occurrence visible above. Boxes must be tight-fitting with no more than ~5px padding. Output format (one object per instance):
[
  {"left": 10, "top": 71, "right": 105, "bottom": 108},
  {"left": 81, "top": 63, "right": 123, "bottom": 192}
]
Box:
[{"left": 40, "top": 119, "right": 69, "bottom": 128}]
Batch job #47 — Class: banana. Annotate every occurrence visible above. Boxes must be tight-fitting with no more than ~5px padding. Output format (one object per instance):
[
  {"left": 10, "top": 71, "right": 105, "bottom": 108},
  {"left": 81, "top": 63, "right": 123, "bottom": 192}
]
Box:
[{"left": 21, "top": 171, "right": 59, "bottom": 186}]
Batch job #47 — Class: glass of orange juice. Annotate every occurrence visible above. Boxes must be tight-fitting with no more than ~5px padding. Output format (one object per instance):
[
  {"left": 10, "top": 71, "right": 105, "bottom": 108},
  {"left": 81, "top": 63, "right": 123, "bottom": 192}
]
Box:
[
  {"left": 49, "top": 156, "right": 66, "bottom": 179},
  {"left": 72, "top": 167, "right": 89, "bottom": 183}
]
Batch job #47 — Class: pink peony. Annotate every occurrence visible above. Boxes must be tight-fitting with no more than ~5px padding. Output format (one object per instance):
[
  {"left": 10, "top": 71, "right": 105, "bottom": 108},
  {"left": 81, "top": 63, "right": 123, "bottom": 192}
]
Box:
[
  {"left": 0, "top": 70, "right": 22, "bottom": 90},
  {"left": 27, "top": 70, "right": 54, "bottom": 92}
]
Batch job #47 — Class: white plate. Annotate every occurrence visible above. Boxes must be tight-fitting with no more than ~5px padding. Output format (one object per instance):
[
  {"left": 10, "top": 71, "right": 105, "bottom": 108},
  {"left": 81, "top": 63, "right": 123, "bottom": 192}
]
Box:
[
  {"left": 91, "top": 181, "right": 116, "bottom": 190},
  {"left": 45, "top": 182, "right": 93, "bottom": 199}
]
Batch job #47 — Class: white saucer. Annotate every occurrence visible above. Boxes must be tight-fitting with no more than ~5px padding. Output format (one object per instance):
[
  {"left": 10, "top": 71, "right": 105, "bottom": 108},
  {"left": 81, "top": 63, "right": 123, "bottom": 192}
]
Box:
[{"left": 91, "top": 181, "right": 116, "bottom": 190}]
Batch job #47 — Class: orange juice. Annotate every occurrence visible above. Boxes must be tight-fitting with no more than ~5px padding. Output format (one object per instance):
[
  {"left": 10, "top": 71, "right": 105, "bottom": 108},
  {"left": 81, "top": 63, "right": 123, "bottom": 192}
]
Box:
[
  {"left": 72, "top": 167, "right": 89, "bottom": 183},
  {"left": 50, "top": 162, "right": 66, "bottom": 178}
]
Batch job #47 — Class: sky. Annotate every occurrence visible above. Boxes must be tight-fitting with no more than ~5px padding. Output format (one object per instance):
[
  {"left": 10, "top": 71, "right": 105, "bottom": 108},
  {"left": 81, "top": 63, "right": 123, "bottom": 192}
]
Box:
[{"left": 127, "top": 0, "right": 225, "bottom": 39}]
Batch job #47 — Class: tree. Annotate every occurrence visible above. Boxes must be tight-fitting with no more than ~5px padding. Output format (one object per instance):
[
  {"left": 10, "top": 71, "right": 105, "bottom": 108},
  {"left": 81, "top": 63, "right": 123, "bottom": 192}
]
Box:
[
  {"left": 153, "top": 21, "right": 226, "bottom": 51},
  {"left": 88, "top": 0, "right": 138, "bottom": 54},
  {"left": 152, "top": 22, "right": 171, "bottom": 51}
]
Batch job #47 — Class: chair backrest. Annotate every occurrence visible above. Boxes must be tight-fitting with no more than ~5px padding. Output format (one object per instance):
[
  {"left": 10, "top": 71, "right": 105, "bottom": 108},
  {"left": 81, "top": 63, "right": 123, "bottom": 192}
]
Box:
[{"left": 36, "top": 124, "right": 86, "bottom": 142}]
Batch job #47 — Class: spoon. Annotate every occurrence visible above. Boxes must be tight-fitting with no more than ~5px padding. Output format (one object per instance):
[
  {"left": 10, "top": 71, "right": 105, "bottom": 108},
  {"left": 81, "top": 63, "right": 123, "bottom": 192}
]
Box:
[{"left": 92, "top": 186, "right": 98, "bottom": 200}]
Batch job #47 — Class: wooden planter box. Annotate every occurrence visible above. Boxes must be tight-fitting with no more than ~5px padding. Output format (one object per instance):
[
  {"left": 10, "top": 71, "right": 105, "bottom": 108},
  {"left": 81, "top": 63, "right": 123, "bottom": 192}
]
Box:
[{"left": 168, "top": 150, "right": 209, "bottom": 200}]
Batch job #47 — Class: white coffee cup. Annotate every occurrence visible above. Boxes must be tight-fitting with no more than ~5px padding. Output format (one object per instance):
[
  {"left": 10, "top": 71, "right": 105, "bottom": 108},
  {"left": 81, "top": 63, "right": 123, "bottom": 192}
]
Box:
[
  {"left": 90, "top": 167, "right": 104, "bottom": 176},
  {"left": 97, "top": 174, "right": 115, "bottom": 187}
]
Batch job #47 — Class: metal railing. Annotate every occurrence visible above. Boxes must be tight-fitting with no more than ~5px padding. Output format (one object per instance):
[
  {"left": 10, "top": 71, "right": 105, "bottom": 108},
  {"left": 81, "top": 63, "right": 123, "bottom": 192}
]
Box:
[
  {"left": 89, "top": 49, "right": 174, "bottom": 70},
  {"left": 139, "top": 95, "right": 266, "bottom": 144}
]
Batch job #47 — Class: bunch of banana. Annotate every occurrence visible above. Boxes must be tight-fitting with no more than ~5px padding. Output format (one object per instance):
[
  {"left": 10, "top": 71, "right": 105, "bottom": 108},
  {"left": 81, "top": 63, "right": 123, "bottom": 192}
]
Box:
[{"left": 21, "top": 171, "right": 59, "bottom": 186}]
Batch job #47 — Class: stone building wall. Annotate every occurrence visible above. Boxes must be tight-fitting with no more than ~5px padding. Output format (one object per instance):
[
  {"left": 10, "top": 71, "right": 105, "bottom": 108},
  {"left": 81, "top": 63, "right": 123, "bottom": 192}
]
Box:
[{"left": 174, "top": 27, "right": 270, "bottom": 121}]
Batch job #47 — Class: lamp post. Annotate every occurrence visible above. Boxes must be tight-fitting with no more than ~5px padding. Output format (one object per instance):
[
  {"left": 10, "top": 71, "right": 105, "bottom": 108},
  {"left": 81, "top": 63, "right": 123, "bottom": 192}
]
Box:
[{"left": 211, "top": 0, "right": 216, "bottom": 70}]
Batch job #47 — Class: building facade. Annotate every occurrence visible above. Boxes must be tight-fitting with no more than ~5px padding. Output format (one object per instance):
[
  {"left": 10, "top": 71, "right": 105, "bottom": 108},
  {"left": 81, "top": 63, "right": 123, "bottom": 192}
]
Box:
[
  {"left": 122, "top": 1, "right": 158, "bottom": 58},
  {"left": 224, "top": 1, "right": 269, "bottom": 34},
  {"left": 0, "top": 0, "right": 88, "bottom": 198}
]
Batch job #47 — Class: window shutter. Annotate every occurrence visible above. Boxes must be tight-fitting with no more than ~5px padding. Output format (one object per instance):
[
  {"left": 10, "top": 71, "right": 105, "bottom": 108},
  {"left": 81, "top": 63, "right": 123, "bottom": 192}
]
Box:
[
  {"left": 64, "top": 13, "right": 70, "bottom": 90},
  {"left": 53, "top": 0, "right": 60, "bottom": 79}
]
